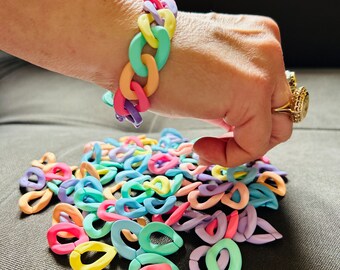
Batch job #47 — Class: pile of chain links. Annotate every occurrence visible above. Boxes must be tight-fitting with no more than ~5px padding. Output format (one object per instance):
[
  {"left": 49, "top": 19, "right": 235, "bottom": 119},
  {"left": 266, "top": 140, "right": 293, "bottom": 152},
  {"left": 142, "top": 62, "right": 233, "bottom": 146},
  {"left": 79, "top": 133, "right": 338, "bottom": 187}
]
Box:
[{"left": 18, "top": 128, "right": 287, "bottom": 270}]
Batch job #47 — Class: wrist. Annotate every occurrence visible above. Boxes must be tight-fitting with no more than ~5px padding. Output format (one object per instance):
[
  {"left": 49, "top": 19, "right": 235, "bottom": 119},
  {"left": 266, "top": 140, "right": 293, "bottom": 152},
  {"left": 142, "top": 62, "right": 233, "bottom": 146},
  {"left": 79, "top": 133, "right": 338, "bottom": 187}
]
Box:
[
  {"left": 93, "top": 0, "right": 145, "bottom": 91},
  {"left": 102, "top": 0, "right": 180, "bottom": 126}
]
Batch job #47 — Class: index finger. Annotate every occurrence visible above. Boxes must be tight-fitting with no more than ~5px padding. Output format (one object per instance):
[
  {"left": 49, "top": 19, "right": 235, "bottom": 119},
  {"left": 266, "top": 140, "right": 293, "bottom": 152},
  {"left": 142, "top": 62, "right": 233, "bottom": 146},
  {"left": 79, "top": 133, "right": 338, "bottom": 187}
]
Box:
[{"left": 193, "top": 104, "right": 272, "bottom": 167}]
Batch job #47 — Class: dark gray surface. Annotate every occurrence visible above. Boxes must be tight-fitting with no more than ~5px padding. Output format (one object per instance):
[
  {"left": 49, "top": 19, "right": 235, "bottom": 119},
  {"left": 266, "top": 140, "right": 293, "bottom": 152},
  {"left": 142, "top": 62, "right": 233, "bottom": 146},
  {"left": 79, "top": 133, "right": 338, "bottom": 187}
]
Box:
[{"left": 0, "top": 58, "right": 339, "bottom": 270}]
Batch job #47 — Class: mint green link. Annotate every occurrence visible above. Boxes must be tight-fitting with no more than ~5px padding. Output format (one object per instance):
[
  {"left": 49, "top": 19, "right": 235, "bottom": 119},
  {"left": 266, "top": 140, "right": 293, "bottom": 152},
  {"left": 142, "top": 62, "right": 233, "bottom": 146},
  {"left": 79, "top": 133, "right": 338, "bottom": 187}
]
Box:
[
  {"left": 100, "top": 160, "right": 124, "bottom": 170},
  {"left": 169, "top": 173, "right": 183, "bottom": 195},
  {"left": 138, "top": 222, "right": 183, "bottom": 256},
  {"left": 129, "top": 253, "right": 179, "bottom": 270},
  {"left": 129, "top": 26, "right": 171, "bottom": 77},
  {"left": 121, "top": 181, "right": 154, "bottom": 203},
  {"left": 206, "top": 238, "right": 242, "bottom": 270},
  {"left": 83, "top": 212, "right": 113, "bottom": 239},
  {"left": 47, "top": 182, "right": 59, "bottom": 195},
  {"left": 93, "top": 164, "right": 118, "bottom": 186},
  {"left": 102, "top": 91, "right": 113, "bottom": 107}
]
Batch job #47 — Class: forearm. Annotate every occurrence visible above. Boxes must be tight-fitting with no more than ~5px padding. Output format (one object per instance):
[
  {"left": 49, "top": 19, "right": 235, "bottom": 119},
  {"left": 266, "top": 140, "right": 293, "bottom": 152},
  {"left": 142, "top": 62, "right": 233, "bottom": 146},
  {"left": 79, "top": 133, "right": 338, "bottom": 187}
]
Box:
[{"left": 0, "top": 0, "right": 143, "bottom": 89}]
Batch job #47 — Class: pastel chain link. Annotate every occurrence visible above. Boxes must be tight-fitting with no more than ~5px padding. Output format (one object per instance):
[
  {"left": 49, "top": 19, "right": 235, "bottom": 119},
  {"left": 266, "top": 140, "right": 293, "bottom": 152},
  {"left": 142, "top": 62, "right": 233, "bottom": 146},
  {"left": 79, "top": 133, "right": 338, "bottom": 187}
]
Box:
[
  {"left": 18, "top": 128, "right": 288, "bottom": 269},
  {"left": 102, "top": 0, "right": 178, "bottom": 127}
]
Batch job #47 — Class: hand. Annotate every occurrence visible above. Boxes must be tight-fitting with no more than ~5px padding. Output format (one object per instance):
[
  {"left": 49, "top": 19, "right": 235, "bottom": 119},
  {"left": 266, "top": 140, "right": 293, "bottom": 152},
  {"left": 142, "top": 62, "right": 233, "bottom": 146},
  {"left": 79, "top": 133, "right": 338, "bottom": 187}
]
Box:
[
  {"left": 143, "top": 12, "right": 293, "bottom": 167},
  {"left": 0, "top": 2, "right": 292, "bottom": 168}
]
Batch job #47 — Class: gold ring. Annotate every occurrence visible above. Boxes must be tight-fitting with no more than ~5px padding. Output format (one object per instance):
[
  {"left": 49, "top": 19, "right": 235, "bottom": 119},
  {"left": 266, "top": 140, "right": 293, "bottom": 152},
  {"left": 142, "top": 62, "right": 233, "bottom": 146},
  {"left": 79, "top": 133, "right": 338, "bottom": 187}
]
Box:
[{"left": 273, "top": 70, "right": 309, "bottom": 123}]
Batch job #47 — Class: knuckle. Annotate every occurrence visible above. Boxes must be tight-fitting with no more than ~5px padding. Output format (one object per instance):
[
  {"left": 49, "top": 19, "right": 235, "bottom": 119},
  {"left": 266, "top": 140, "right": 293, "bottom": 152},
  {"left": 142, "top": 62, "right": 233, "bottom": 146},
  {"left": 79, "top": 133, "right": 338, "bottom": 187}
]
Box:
[
  {"left": 259, "top": 38, "right": 282, "bottom": 55},
  {"left": 253, "top": 73, "right": 275, "bottom": 94},
  {"left": 233, "top": 14, "right": 246, "bottom": 23},
  {"left": 207, "top": 12, "right": 219, "bottom": 21},
  {"left": 253, "top": 39, "right": 284, "bottom": 70},
  {"left": 262, "top": 17, "right": 280, "bottom": 31},
  {"left": 262, "top": 17, "right": 281, "bottom": 41},
  {"left": 253, "top": 15, "right": 281, "bottom": 41}
]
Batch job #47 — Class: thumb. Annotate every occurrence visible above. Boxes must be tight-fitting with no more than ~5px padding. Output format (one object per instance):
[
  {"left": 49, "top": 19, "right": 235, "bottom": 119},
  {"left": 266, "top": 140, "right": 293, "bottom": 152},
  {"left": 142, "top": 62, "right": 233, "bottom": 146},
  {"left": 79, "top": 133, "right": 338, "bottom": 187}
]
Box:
[{"left": 193, "top": 137, "right": 229, "bottom": 166}]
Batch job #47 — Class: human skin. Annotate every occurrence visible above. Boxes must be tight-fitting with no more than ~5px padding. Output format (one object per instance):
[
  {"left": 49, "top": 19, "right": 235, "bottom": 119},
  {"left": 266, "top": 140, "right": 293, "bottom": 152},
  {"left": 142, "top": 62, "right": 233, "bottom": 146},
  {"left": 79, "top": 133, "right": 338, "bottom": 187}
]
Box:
[{"left": 0, "top": 0, "right": 292, "bottom": 167}]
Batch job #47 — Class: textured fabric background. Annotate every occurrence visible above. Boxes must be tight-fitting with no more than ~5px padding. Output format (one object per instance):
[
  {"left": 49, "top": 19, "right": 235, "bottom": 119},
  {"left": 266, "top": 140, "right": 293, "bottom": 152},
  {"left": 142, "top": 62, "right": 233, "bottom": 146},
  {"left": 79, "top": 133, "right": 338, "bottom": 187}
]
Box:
[{"left": 0, "top": 53, "right": 339, "bottom": 269}]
